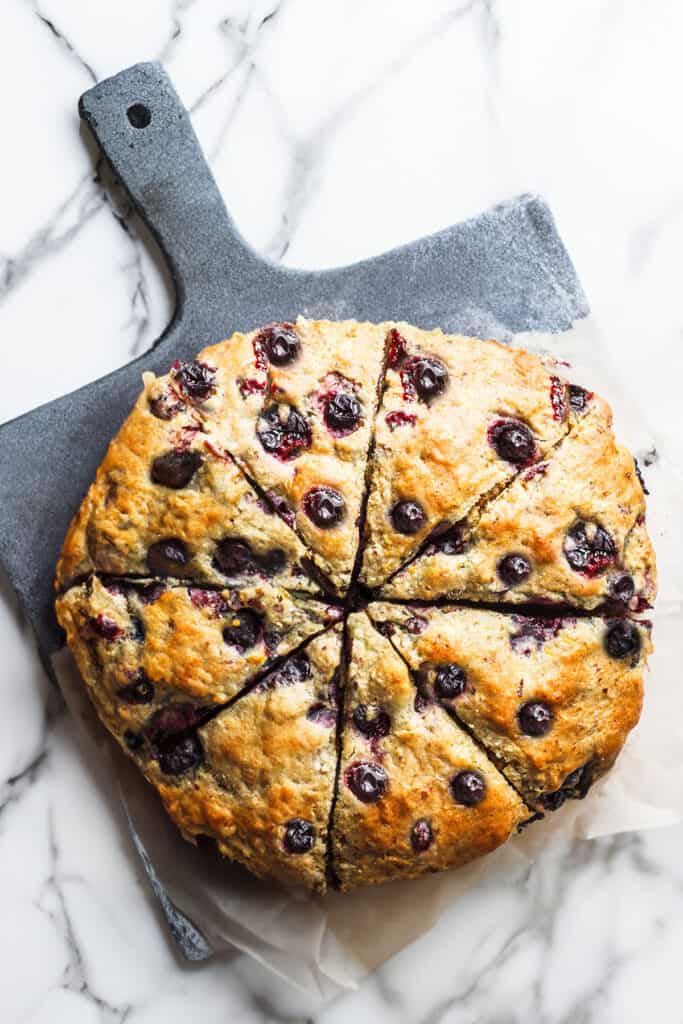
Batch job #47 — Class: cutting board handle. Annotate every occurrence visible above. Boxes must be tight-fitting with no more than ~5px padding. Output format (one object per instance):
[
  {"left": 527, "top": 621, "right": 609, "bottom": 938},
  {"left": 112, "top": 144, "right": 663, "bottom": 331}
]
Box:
[{"left": 79, "top": 62, "right": 261, "bottom": 333}]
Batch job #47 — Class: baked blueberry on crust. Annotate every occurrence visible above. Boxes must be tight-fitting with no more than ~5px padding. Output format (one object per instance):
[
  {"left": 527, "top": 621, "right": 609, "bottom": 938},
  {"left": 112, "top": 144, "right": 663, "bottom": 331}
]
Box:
[{"left": 56, "top": 318, "right": 656, "bottom": 891}]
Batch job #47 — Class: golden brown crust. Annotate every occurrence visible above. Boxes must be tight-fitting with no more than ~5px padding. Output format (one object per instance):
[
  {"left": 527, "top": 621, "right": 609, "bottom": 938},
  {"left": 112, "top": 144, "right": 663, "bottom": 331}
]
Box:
[
  {"left": 331, "top": 613, "right": 527, "bottom": 889},
  {"left": 360, "top": 325, "right": 571, "bottom": 588},
  {"left": 382, "top": 395, "right": 657, "bottom": 609},
  {"left": 368, "top": 602, "right": 649, "bottom": 806}
]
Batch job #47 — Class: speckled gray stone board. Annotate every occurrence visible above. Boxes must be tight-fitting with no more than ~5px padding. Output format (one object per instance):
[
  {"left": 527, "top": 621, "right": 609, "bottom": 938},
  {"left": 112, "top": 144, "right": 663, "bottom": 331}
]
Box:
[{"left": 0, "top": 61, "right": 588, "bottom": 656}]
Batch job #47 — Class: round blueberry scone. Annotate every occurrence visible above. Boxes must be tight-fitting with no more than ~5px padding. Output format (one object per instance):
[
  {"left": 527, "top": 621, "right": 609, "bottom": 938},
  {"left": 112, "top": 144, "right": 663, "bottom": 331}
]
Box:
[{"left": 55, "top": 318, "right": 656, "bottom": 892}]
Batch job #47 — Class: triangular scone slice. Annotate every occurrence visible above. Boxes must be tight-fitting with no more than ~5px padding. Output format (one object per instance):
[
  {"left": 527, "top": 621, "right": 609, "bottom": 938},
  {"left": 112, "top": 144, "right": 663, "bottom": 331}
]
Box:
[
  {"left": 331, "top": 612, "right": 527, "bottom": 890},
  {"left": 55, "top": 576, "right": 338, "bottom": 736},
  {"left": 138, "top": 626, "right": 342, "bottom": 892},
  {"left": 194, "top": 319, "right": 389, "bottom": 595},
  {"left": 368, "top": 603, "right": 649, "bottom": 810},
  {"left": 359, "top": 324, "right": 571, "bottom": 588},
  {"left": 382, "top": 394, "right": 657, "bottom": 610},
  {"left": 56, "top": 369, "right": 318, "bottom": 595}
]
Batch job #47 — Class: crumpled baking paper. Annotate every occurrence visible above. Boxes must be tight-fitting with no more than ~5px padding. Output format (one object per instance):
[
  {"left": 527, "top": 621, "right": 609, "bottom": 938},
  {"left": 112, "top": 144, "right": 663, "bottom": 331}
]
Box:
[{"left": 51, "top": 313, "right": 683, "bottom": 1006}]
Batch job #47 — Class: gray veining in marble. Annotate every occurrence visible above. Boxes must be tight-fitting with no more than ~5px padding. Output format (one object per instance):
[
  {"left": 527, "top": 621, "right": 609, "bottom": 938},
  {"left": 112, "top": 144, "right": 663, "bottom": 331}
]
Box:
[{"left": 1, "top": 2, "right": 683, "bottom": 1022}]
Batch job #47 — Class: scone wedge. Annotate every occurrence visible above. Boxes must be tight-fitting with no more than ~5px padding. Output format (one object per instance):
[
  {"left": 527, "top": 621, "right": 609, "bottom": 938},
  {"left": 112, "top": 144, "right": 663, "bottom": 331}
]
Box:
[
  {"left": 56, "top": 368, "right": 319, "bottom": 595},
  {"left": 55, "top": 575, "right": 337, "bottom": 728},
  {"left": 143, "top": 626, "right": 342, "bottom": 891},
  {"left": 368, "top": 603, "right": 649, "bottom": 809},
  {"left": 382, "top": 393, "right": 657, "bottom": 610},
  {"left": 360, "top": 324, "right": 571, "bottom": 589},
  {"left": 331, "top": 612, "right": 527, "bottom": 889},
  {"left": 195, "top": 318, "right": 389, "bottom": 595}
]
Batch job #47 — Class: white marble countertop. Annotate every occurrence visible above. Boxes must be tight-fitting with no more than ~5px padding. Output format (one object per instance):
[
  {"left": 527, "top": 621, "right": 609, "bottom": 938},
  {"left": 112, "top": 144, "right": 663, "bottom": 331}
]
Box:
[{"left": 2, "top": 2, "right": 683, "bottom": 1021}]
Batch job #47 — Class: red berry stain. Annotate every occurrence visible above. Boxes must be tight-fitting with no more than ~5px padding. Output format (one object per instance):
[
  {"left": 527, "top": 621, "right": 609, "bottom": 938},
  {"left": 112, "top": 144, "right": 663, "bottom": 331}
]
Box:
[
  {"left": 203, "top": 439, "right": 231, "bottom": 462},
  {"left": 550, "top": 377, "right": 568, "bottom": 421},
  {"left": 510, "top": 617, "right": 566, "bottom": 656},
  {"left": 265, "top": 490, "right": 296, "bottom": 527},
  {"left": 238, "top": 377, "right": 267, "bottom": 398},
  {"left": 522, "top": 461, "right": 548, "bottom": 482},
  {"left": 252, "top": 335, "right": 268, "bottom": 372},
  {"left": 169, "top": 424, "right": 202, "bottom": 452},
  {"left": 188, "top": 589, "right": 230, "bottom": 618},
  {"left": 385, "top": 410, "right": 417, "bottom": 430},
  {"left": 405, "top": 615, "right": 428, "bottom": 635},
  {"left": 387, "top": 328, "right": 408, "bottom": 369}
]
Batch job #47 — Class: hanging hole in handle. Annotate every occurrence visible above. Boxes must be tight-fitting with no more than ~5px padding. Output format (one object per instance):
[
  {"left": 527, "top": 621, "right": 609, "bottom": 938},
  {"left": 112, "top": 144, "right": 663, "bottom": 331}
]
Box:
[{"left": 127, "top": 103, "right": 151, "bottom": 129}]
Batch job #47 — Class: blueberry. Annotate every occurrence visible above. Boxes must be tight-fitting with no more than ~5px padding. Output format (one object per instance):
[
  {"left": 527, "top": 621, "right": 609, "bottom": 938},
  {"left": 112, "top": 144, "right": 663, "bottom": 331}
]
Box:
[
  {"left": 324, "top": 392, "right": 362, "bottom": 432},
  {"left": 145, "top": 704, "right": 207, "bottom": 744},
  {"left": 124, "top": 730, "right": 144, "bottom": 751},
  {"left": 306, "top": 703, "right": 336, "bottom": 727},
  {"left": 352, "top": 704, "right": 391, "bottom": 740},
  {"left": 391, "top": 500, "right": 426, "bottom": 535},
  {"left": 258, "top": 548, "right": 287, "bottom": 576},
  {"left": 150, "top": 450, "right": 202, "bottom": 489},
  {"left": 404, "top": 356, "right": 449, "bottom": 402},
  {"left": 149, "top": 392, "right": 184, "bottom": 420},
  {"left": 450, "top": 770, "right": 487, "bottom": 806},
  {"left": 345, "top": 761, "right": 388, "bottom": 803},
  {"left": 146, "top": 538, "right": 189, "bottom": 576},
  {"left": 173, "top": 360, "right": 215, "bottom": 401},
  {"left": 429, "top": 523, "right": 466, "bottom": 556},
  {"left": 488, "top": 419, "right": 536, "bottom": 464},
  {"left": 611, "top": 574, "right": 635, "bottom": 604},
  {"left": 302, "top": 486, "right": 346, "bottom": 528},
  {"left": 410, "top": 819, "right": 434, "bottom": 852},
  {"left": 261, "top": 324, "right": 300, "bottom": 366},
  {"left": 117, "top": 672, "right": 155, "bottom": 705},
  {"left": 564, "top": 521, "right": 616, "bottom": 577},
  {"left": 283, "top": 818, "right": 316, "bottom": 853},
  {"left": 129, "top": 581, "right": 166, "bottom": 604},
  {"left": 213, "top": 538, "right": 259, "bottom": 576},
  {"left": 130, "top": 616, "right": 145, "bottom": 642},
  {"left": 222, "top": 609, "right": 263, "bottom": 651},
  {"left": 568, "top": 384, "right": 591, "bottom": 412},
  {"left": 434, "top": 664, "right": 467, "bottom": 700},
  {"left": 604, "top": 620, "right": 641, "bottom": 661},
  {"left": 517, "top": 701, "right": 553, "bottom": 737},
  {"left": 157, "top": 733, "right": 203, "bottom": 775},
  {"left": 279, "top": 653, "right": 311, "bottom": 683},
  {"left": 257, "top": 405, "right": 311, "bottom": 460},
  {"left": 498, "top": 553, "right": 532, "bottom": 587},
  {"left": 540, "top": 761, "right": 595, "bottom": 810},
  {"left": 88, "top": 614, "right": 123, "bottom": 641}
]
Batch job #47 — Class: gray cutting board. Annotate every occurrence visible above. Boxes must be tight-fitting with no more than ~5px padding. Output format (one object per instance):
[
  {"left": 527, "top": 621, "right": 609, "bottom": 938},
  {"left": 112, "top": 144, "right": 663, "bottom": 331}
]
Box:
[{"left": 0, "top": 61, "right": 588, "bottom": 657}]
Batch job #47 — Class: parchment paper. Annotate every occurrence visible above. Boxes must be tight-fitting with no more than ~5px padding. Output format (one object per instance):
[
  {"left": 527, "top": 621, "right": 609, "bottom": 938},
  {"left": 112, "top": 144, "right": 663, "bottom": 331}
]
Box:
[{"left": 51, "top": 312, "right": 683, "bottom": 1006}]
